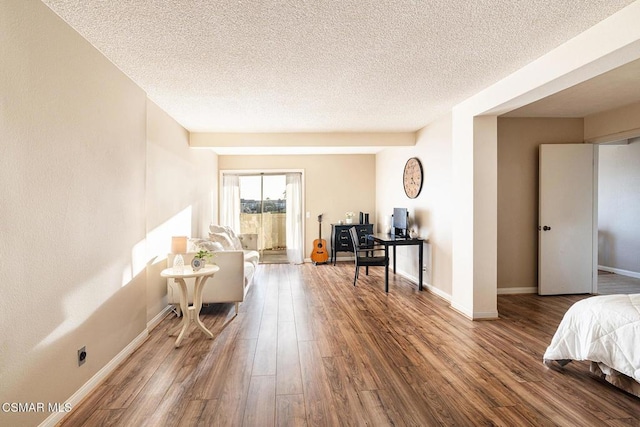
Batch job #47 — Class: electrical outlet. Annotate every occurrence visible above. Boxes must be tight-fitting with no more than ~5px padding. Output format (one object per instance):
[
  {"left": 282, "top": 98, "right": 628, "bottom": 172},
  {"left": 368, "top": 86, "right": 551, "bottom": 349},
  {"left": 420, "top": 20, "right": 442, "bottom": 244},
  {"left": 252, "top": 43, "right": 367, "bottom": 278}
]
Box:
[{"left": 78, "top": 346, "right": 87, "bottom": 366}]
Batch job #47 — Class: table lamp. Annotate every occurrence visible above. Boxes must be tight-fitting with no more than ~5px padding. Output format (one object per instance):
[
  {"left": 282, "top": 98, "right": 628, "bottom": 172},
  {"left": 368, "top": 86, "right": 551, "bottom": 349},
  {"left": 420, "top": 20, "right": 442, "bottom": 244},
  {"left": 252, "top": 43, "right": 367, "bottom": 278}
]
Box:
[{"left": 171, "top": 236, "right": 187, "bottom": 271}]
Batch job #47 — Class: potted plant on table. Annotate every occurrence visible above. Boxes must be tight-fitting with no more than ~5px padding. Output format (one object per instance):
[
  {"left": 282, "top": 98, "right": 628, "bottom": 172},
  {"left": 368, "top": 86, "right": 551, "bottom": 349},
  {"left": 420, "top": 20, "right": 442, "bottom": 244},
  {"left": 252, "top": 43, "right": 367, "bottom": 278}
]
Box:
[{"left": 191, "top": 250, "right": 215, "bottom": 271}]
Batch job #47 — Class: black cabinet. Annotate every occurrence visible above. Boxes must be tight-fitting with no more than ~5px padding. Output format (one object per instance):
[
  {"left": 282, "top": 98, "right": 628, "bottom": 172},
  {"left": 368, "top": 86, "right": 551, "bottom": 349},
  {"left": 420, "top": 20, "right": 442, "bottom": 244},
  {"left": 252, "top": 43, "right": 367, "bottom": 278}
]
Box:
[{"left": 330, "top": 224, "right": 374, "bottom": 265}]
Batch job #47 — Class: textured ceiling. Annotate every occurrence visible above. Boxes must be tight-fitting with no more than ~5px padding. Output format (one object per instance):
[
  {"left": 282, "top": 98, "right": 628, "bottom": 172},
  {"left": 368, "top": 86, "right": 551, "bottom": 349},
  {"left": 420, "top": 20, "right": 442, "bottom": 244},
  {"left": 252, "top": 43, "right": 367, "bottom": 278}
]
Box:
[{"left": 42, "top": 0, "right": 634, "bottom": 132}]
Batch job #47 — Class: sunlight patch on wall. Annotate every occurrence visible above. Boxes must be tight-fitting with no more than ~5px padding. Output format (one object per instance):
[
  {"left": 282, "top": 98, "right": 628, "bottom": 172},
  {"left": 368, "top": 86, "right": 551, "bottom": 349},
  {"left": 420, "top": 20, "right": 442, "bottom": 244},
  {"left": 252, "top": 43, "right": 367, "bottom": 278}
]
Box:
[
  {"left": 146, "top": 205, "right": 193, "bottom": 262},
  {"left": 34, "top": 261, "right": 129, "bottom": 351},
  {"left": 35, "top": 206, "right": 195, "bottom": 350},
  {"left": 121, "top": 239, "right": 147, "bottom": 287}
]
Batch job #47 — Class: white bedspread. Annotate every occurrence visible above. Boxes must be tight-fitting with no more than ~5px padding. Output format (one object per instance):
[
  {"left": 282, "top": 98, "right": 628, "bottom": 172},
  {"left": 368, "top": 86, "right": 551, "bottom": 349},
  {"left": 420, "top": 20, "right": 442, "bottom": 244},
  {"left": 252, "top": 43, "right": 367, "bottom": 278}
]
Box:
[{"left": 543, "top": 293, "right": 640, "bottom": 383}]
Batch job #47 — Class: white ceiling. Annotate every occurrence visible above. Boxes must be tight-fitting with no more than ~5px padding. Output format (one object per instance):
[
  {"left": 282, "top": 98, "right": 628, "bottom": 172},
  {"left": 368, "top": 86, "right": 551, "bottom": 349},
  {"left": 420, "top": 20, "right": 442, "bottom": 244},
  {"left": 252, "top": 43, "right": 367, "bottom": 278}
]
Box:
[
  {"left": 504, "top": 58, "right": 640, "bottom": 117},
  {"left": 43, "top": 0, "right": 636, "bottom": 133}
]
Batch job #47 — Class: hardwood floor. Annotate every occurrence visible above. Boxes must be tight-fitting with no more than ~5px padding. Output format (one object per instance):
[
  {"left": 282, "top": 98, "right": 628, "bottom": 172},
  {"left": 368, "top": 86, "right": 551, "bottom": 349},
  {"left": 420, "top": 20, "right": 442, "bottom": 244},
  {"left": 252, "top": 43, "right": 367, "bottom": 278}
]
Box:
[
  {"left": 60, "top": 263, "right": 639, "bottom": 426},
  {"left": 598, "top": 271, "right": 640, "bottom": 295}
]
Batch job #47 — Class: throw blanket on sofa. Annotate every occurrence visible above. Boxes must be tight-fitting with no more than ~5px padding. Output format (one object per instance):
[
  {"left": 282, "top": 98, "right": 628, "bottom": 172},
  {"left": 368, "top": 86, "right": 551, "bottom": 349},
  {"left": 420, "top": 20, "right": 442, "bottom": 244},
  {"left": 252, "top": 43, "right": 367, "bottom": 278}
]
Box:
[{"left": 543, "top": 294, "right": 640, "bottom": 395}]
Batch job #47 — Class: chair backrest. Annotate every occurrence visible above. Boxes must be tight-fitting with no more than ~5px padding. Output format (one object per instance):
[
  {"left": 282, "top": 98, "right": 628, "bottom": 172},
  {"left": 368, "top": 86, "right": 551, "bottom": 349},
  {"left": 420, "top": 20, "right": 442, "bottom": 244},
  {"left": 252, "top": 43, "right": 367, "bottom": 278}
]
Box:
[{"left": 348, "top": 227, "right": 361, "bottom": 255}]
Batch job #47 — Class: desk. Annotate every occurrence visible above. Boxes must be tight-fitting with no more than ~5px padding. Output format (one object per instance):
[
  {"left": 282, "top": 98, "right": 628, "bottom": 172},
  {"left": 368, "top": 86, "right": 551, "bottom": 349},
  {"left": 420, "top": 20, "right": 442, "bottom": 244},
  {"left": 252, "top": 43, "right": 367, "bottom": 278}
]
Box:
[
  {"left": 367, "top": 233, "right": 424, "bottom": 293},
  {"left": 160, "top": 265, "right": 219, "bottom": 348}
]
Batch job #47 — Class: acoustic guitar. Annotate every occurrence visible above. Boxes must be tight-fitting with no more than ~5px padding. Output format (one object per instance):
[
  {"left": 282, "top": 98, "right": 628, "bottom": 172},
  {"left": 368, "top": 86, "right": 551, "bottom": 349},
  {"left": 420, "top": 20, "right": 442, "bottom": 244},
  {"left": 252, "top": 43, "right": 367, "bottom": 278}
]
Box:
[{"left": 311, "top": 214, "right": 329, "bottom": 265}]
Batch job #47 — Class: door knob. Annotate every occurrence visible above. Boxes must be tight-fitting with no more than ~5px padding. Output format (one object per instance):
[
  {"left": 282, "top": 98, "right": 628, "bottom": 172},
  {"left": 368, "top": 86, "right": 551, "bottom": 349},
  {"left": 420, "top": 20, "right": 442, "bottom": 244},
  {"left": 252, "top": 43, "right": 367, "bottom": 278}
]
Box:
[{"left": 543, "top": 226, "right": 551, "bottom": 231}]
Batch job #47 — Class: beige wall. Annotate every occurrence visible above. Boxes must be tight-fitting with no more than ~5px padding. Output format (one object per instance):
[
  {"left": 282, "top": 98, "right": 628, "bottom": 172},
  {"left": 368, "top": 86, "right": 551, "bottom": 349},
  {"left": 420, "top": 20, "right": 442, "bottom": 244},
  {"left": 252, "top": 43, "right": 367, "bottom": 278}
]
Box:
[
  {"left": 376, "top": 114, "right": 453, "bottom": 298},
  {"left": 1, "top": 2, "right": 147, "bottom": 426},
  {"left": 218, "top": 155, "right": 376, "bottom": 258},
  {"left": 146, "top": 101, "right": 217, "bottom": 322},
  {"left": 584, "top": 101, "right": 640, "bottom": 142},
  {"left": 0, "top": 4, "right": 218, "bottom": 425},
  {"left": 497, "top": 118, "right": 584, "bottom": 291}
]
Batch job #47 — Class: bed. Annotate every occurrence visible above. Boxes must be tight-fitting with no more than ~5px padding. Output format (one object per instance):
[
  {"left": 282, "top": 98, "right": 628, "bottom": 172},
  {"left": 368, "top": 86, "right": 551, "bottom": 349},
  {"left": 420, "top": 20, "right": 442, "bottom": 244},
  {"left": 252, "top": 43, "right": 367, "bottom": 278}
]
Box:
[{"left": 543, "top": 293, "right": 640, "bottom": 397}]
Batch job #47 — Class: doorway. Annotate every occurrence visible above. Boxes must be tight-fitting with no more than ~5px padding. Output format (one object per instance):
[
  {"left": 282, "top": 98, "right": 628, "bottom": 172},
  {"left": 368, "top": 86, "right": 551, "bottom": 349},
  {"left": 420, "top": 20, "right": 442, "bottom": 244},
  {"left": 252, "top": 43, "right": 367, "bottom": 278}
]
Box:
[
  {"left": 537, "top": 140, "right": 640, "bottom": 296},
  {"left": 596, "top": 139, "right": 640, "bottom": 294},
  {"left": 239, "top": 174, "right": 288, "bottom": 263}
]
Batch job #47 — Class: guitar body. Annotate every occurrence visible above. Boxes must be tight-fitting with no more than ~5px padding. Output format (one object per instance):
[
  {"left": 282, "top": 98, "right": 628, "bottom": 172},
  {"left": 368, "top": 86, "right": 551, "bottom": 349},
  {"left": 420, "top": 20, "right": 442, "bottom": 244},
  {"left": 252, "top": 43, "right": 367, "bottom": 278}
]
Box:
[
  {"left": 311, "top": 238, "right": 329, "bottom": 264},
  {"left": 311, "top": 214, "right": 329, "bottom": 264}
]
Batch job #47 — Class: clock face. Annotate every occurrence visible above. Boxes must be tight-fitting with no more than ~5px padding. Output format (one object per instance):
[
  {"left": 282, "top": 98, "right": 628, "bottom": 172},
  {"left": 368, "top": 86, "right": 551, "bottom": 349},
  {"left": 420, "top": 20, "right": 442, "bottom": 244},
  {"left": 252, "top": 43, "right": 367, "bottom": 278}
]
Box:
[
  {"left": 191, "top": 257, "right": 203, "bottom": 271},
  {"left": 403, "top": 157, "right": 423, "bottom": 199}
]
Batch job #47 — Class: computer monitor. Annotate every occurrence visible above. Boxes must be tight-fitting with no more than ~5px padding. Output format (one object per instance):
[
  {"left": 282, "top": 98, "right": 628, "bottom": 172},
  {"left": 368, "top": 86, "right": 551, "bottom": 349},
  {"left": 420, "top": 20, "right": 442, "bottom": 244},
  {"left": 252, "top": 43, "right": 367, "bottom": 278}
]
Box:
[{"left": 392, "top": 208, "right": 408, "bottom": 237}]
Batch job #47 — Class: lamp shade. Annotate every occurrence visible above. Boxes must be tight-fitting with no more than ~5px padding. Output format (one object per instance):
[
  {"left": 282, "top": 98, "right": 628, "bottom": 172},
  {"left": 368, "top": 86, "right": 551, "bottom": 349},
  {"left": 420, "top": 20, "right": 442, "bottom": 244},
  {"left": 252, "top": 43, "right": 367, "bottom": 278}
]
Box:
[{"left": 171, "top": 236, "right": 187, "bottom": 254}]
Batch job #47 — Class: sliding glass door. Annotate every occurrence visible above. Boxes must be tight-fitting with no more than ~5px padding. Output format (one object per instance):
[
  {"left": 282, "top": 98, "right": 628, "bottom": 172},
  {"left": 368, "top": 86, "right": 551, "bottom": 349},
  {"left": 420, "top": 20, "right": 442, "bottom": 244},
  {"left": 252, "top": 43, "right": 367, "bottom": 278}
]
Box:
[
  {"left": 239, "top": 174, "right": 288, "bottom": 263},
  {"left": 221, "top": 171, "right": 303, "bottom": 264}
]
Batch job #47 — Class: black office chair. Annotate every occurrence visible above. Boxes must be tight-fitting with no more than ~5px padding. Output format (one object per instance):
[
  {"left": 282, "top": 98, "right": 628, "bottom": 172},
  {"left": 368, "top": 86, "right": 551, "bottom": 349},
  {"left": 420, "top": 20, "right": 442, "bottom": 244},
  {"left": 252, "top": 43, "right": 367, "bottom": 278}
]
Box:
[{"left": 349, "top": 227, "right": 389, "bottom": 286}]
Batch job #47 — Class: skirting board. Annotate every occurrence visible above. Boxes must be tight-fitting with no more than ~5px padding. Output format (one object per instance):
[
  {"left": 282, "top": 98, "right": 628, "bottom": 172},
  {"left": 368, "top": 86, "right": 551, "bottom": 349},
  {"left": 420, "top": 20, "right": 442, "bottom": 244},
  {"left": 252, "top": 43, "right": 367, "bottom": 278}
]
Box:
[
  {"left": 39, "top": 329, "right": 149, "bottom": 427},
  {"left": 497, "top": 287, "right": 537, "bottom": 295},
  {"left": 450, "top": 301, "right": 499, "bottom": 320},
  {"left": 147, "top": 304, "right": 174, "bottom": 331},
  {"left": 304, "top": 256, "right": 355, "bottom": 263},
  {"left": 598, "top": 265, "right": 640, "bottom": 279},
  {"left": 395, "top": 268, "right": 451, "bottom": 302}
]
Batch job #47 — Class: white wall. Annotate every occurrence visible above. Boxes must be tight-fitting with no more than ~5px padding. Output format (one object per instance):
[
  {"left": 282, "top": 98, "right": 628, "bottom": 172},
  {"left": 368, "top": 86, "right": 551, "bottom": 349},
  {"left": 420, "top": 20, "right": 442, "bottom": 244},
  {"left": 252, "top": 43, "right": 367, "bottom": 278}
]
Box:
[
  {"left": 1, "top": 2, "right": 147, "bottom": 426},
  {"left": 449, "top": 2, "right": 640, "bottom": 318},
  {"left": 598, "top": 140, "right": 640, "bottom": 274},
  {"left": 146, "top": 101, "right": 217, "bottom": 323},
  {"left": 376, "top": 114, "right": 453, "bottom": 298},
  {"left": 0, "top": 4, "right": 218, "bottom": 425}
]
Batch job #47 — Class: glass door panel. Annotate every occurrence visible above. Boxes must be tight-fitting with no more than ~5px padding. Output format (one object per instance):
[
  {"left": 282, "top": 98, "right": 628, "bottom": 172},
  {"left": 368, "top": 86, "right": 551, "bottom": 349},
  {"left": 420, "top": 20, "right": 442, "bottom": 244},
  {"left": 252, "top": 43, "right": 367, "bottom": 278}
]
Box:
[{"left": 239, "top": 174, "right": 287, "bottom": 263}]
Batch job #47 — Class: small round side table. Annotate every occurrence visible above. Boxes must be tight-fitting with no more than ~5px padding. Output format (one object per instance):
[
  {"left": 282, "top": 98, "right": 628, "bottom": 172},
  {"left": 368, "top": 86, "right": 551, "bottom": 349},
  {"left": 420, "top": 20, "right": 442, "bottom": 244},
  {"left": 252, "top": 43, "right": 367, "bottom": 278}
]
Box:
[{"left": 161, "top": 265, "right": 220, "bottom": 348}]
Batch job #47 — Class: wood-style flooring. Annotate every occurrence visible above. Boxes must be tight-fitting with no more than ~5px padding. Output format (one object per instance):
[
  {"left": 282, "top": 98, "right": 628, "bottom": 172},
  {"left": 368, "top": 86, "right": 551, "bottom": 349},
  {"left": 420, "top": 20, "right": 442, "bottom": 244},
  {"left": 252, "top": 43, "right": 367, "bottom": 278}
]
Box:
[
  {"left": 598, "top": 271, "right": 640, "bottom": 295},
  {"left": 59, "top": 263, "right": 639, "bottom": 426}
]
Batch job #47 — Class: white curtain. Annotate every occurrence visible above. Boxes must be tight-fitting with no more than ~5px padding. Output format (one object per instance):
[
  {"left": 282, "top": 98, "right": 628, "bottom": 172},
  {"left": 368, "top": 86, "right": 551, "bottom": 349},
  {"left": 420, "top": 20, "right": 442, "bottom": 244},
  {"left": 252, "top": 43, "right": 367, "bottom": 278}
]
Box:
[
  {"left": 286, "top": 173, "right": 304, "bottom": 264},
  {"left": 221, "top": 174, "right": 240, "bottom": 234}
]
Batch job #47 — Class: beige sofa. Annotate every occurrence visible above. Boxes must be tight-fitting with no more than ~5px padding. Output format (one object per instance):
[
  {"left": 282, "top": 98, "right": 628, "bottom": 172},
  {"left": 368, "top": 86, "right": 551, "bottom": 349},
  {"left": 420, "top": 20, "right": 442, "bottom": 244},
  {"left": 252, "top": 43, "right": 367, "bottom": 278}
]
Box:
[{"left": 167, "top": 225, "right": 259, "bottom": 315}]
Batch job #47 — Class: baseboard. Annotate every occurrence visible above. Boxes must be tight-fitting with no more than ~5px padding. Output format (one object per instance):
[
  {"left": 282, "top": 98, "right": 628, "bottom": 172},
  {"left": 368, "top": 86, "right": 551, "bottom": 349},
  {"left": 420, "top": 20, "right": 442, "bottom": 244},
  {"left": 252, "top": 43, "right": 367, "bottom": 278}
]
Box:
[
  {"left": 497, "top": 287, "right": 537, "bottom": 295},
  {"left": 450, "top": 301, "right": 473, "bottom": 319},
  {"left": 473, "top": 310, "right": 500, "bottom": 320},
  {"left": 598, "top": 265, "right": 640, "bottom": 279},
  {"left": 147, "top": 305, "right": 173, "bottom": 331},
  {"left": 304, "top": 256, "right": 354, "bottom": 264},
  {"left": 450, "top": 301, "right": 499, "bottom": 320},
  {"left": 395, "top": 268, "right": 451, "bottom": 302},
  {"left": 39, "top": 329, "right": 149, "bottom": 427}
]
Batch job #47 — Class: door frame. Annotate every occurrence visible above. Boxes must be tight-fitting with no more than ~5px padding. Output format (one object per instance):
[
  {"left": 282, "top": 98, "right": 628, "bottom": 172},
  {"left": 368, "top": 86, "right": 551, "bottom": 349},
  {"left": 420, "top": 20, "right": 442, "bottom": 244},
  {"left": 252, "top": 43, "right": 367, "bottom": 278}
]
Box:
[
  {"left": 219, "top": 169, "right": 306, "bottom": 259},
  {"left": 591, "top": 145, "right": 599, "bottom": 294},
  {"left": 590, "top": 135, "right": 640, "bottom": 293},
  {"left": 542, "top": 138, "right": 640, "bottom": 295},
  {"left": 538, "top": 143, "right": 599, "bottom": 295}
]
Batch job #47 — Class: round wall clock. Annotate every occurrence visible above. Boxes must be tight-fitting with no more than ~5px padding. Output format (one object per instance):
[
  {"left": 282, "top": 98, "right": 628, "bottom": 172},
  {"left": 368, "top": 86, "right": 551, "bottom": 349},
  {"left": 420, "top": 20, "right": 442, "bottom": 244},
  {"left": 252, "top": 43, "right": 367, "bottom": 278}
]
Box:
[{"left": 403, "top": 157, "right": 423, "bottom": 199}]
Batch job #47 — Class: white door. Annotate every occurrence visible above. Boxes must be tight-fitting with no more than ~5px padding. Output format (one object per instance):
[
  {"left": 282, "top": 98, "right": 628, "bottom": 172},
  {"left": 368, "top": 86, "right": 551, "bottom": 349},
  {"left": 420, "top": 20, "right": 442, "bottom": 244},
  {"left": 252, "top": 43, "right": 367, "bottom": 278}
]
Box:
[{"left": 539, "top": 144, "right": 595, "bottom": 295}]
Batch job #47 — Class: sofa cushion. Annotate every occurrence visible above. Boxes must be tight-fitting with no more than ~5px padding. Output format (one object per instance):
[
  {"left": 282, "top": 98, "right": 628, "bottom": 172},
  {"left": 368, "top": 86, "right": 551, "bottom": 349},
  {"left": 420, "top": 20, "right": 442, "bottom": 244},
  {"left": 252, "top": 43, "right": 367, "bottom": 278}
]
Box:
[
  {"left": 189, "top": 238, "right": 225, "bottom": 253},
  {"left": 209, "top": 224, "right": 243, "bottom": 250},
  {"left": 243, "top": 261, "right": 256, "bottom": 287},
  {"left": 224, "top": 227, "right": 244, "bottom": 251},
  {"left": 208, "top": 231, "right": 236, "bottom": 250},
  {"left": 243, "top": 250, "right": 260, "bottom": 267}
]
